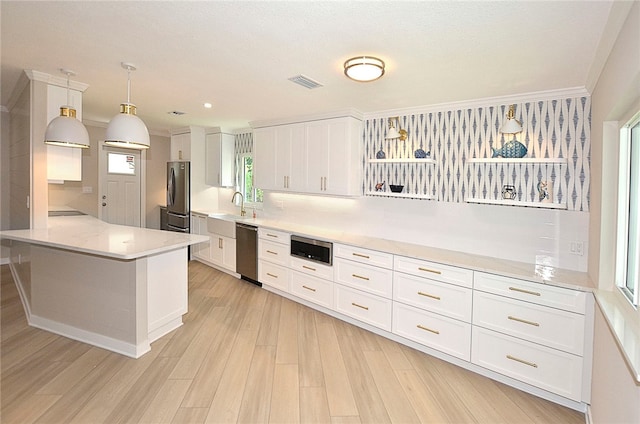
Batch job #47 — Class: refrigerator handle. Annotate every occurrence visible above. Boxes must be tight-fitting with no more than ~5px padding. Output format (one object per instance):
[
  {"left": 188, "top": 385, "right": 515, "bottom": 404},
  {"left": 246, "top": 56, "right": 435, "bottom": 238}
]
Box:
[{"left": 167, "top": 167, "right": 175, "bottom": 206}]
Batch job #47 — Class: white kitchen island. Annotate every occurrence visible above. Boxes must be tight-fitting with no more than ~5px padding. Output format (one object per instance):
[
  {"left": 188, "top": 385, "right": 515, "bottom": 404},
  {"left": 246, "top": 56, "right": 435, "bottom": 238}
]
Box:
[{"left": 0, "top": 215, "right": 208, "bottom": 358}]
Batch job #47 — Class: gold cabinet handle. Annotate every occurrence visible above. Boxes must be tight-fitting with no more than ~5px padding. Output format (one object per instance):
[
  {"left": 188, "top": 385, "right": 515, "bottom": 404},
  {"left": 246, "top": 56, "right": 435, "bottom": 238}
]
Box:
[
  {"left": 418, "top": 291, "right": 441, "bottom": 300},
  {"left": 506, "top": 355, "right": 538, "bottom": 368},
  {"left": 418, "top": 267, "right": 442, "bottom": 275},
  {"left": 352, "top": 252, "right": 370, "bottom": 259},
  {"left": 266, "top": 250, "right": 278, "bottom": 255},
  {"left": 302, "top": 285, "right": 316, "bottom": 292},
  {"left": 352, "top": 274, "right": 370, "bottom": 281},
  {"left": 508, "top": 316, "right": 540, "bottom": 327},
  {"left": 508, "top": 286, "right": 541, "bottom": 296},
  {"left": 417, "top": 325, "right": 440, "bottom": 334},
  {"left": 266, "top": 233, "right": 278, "bottom": 238},
  {"left": 218, "top": 238, "right": 223, "bottom": 249},
  {"left": 351, "top": 302, "right": 369, "bottom": 310},
  {"left": 266, "top": 273, "right": 278, "bottom": 278},
  {"left": 303, "top": 265, "right": 316, "bottom": 271}
]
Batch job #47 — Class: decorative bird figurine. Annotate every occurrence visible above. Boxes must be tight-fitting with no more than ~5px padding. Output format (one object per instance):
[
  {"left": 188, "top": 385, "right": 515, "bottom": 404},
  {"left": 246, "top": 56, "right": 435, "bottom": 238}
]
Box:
[
  {"left": 537, "top": 181, "right": 549, "bottom": 201},
  {"left": 375, "top": 181, "right": 385, "bottom": 191}
]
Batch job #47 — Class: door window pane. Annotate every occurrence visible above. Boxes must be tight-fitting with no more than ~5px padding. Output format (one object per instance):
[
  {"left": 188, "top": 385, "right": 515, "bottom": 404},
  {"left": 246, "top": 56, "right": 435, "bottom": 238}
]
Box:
[{"left": 108, "top": 152, "right": 136, "bottom": 175}]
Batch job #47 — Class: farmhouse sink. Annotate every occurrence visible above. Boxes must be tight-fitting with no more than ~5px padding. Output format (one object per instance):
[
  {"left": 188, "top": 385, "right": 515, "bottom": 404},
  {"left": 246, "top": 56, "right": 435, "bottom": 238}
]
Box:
[{"left": 206, "top": 213, "right": 251, "bottom": 238}]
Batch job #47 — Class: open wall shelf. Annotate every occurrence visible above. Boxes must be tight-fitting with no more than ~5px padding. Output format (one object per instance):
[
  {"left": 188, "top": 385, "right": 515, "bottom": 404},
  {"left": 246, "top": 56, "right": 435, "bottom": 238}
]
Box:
[
  {"left": 465, "top": 197, "right": 567, "bottom": 209},
  {"left": 367, "top": 191, "right": 433, "bottom": 200}
]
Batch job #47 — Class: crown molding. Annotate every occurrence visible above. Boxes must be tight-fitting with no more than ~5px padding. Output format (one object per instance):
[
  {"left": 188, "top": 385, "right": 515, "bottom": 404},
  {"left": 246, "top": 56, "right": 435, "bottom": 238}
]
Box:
[
  {"left": 24, "top": 70, "right": 89, "bottom": 92},
  {"left": 364, "top": 87, "right": 591, "bottom": 121},
  {"left": 250, "top": 108, "right": 363, "bottom": 128},
  {"left": 233, "top": 127, "right": 253, "bottom": 135}
]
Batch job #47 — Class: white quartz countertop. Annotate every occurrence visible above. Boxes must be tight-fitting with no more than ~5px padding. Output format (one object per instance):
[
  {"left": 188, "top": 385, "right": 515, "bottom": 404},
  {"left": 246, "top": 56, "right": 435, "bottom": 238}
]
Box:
[
  {"left": 0, "top": 215, "right": 208, "bottom": 260},
  {"left": 197, "top": 210, "right": 594, "bottom": 292}
]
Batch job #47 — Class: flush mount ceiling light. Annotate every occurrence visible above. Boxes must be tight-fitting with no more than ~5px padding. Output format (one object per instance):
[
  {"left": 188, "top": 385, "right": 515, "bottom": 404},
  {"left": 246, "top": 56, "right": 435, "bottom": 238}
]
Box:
[
  {"left": 344, "top": 56, "right": 385, "bottom": 82},
  {"left": 105, "top": 62, "right": 150, "bottom": 150},
  {"left": 44, "top": 69, "right": 90, "bottom": 149},
  {"left": 499, "top": 104, "right": 523, "bottom": 135},
  {"left": 385, "top": 117, "right": 408, "bottom": 141}
]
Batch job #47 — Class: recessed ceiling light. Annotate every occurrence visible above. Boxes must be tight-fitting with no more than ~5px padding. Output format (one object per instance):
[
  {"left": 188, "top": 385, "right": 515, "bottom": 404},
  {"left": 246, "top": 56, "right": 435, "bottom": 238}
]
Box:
[{"left": 204, "top": 102, "right": 212, "bottom": 109}]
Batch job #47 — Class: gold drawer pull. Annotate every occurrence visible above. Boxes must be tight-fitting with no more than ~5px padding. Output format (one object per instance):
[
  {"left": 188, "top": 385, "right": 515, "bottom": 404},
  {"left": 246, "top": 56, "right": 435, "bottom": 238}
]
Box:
[
  {"left": 418, "top": 267, "right": 442, "bottom": 275},
  {"left": 417, "top": 325, "right": 440, "bottom": 335},
  {"left": 418, "top": 291, "right": 441, "bottom": 300},
  {"left": 266, "top": 273, "right": 278, "bottom": 278},
  {"left": 506, "top": 355, "right": 538, "bottom": 368},
  {"left": 302, "top": 285, "right": 316, "bottom": 292},
  {"left": 508, "top": 316, "right": 540, "bottom": 327},
  {"left": 266, "top": 250, "right": 278, "bottom": 255},
  {"left": 352, "top": 274, "right": 370, "bottom": 281},
  {"left": 352, "top": 252, "right": 370, "bottom": 259},
  {"left": 351, "top": 302, "right": 369, "bottom": 310},
  {"left": 302, "top": 265, "right": 316, "bottom": 271},
  {"left": 508, "top": 286, "right": 541, "bottom": 296},
  {"left": 266, "top": 233, "right": 278, "bottom": 238}
]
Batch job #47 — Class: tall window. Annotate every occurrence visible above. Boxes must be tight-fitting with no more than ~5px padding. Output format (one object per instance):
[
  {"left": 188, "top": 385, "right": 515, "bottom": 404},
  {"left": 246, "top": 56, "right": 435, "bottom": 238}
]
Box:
[
  {"left": 239, "top": 153, "right": 263, "bottom": 205},
  {"left": 617, "top": 114, "right": 640, "bottom": 306}
]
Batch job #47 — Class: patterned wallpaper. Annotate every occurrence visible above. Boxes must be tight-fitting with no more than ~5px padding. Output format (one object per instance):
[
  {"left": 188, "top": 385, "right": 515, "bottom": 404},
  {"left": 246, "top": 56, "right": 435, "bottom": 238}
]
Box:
[{"left": 364, "top": 97, "right": 591, "bottom": 211}]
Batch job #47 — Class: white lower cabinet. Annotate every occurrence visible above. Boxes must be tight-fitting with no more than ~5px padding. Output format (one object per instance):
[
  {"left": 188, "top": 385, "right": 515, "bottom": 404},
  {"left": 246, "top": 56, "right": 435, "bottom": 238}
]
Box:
[
  {"left": 334, "top": 257, "right": 393, "bottom": 298},
  {"left": 471, "top": 326, "right": 584, "bottom": 402},
  {"left": 334, "top": 284, "right": 392, "bottom": 331},
  {"left": 393, "top": 302, "right": 472, "bottom": 361},
  {"left": 289, "top": 270, "right": 333, "bottom": 309},
  {"left": 257, "top": 227, "right": 291, "bottom": 291},
  {"left": 209, "top": 235, "right": 236, "bottom": 272},
  {"left": 258, "top": 261, "right": 289, "bottom": 292}
]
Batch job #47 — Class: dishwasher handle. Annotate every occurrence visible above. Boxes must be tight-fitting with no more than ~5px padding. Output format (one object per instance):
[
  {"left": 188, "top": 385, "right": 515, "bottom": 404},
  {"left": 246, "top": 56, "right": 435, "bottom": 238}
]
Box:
[{"left": 236, "top": 223, "right": 258, "bottom": 231}]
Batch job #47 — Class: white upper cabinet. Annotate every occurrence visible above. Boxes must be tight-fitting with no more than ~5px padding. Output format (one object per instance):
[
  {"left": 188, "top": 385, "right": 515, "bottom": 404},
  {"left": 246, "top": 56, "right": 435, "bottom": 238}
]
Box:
[
  {"left": 47, "top": 84, "right": 84, "bottom": 182},
  {"left": 205, "top": 130, "right": 235, "bottom": 187},
  {"left": 253, "top": 113, "right": 362, "bottom": 196},
  {"left": 170, "top": 132, "right": 191, "bottom": 161}
]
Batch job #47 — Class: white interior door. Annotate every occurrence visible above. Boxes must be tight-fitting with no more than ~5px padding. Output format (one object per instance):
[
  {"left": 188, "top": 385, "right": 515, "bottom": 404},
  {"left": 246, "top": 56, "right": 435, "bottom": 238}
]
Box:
[{"left": 99, "top": 143, "right": 143, "bottom": 227}]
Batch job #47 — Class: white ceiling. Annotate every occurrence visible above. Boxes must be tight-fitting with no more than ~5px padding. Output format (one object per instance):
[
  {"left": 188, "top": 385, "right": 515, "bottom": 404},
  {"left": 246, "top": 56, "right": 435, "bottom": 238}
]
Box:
[{"left": 1, "top": 1, "right": 617, "bottom": 134}]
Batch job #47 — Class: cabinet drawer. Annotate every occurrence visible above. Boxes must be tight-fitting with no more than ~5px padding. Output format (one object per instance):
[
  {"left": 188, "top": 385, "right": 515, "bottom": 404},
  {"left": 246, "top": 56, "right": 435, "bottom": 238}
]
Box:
[
  {"left": 474, "top": 272, "right": 586, "bottom": 314},
  {"left": 334, "top": 284, "right": 392, "bottom": 331},
  {"left": 258, "top": 239, "right": 289, "bottom": 266},
  {"left": 393, "top": 302, "right": 471, "bottom": 361},
  {"left": 394, "top": 272, "right": 472, "bottom": 322},
  {"left": 334, "top": 258, "right": 393, "bottom": 298},
  {"left": 334, "top": 244, "right": 393, "bottom": 269},
  {"left": 290, "top": 256, "right": 334, "bottom": 280},
  {"left": 471, "top": 326, "right": 583, "bottom": 401},
  {"left": 258, "top": 228, "right": 290, "bottom": 245},
  {"left": 290, "top": 271, "right": 333, "bottom": 309},
  {"left": 473, "top": 291, "right": 585, "bottom": 355},
  {"left": 394, "top": 256, "right": 473, "bottom": 288},
  {"left": 258, "top": 260, "right": 289, "bottom": 292}
]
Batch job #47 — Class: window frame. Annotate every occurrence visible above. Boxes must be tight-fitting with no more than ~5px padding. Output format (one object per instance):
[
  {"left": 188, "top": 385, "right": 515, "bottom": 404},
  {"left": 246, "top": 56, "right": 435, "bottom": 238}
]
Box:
[
  {"left": 238, "top": 152, "right": 263, "bottom": 209},
  {"left": 616, "top": 112, "right": 640, "bottom": 307}
]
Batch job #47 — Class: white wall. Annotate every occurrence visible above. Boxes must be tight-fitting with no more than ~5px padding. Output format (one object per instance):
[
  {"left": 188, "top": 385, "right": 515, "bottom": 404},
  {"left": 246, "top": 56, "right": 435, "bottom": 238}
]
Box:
[{"left": 588, "top": 2, "right": 640, "bottom": 423}]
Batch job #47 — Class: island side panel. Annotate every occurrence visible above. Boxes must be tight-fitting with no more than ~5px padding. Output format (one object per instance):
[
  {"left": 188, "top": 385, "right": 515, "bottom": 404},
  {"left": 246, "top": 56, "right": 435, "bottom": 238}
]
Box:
[
  {"left": 29, "top": 244, "right": 150, "bottom": 357},
  {"left": 146, "top": 247, "right": 188, "bottom": 342}
]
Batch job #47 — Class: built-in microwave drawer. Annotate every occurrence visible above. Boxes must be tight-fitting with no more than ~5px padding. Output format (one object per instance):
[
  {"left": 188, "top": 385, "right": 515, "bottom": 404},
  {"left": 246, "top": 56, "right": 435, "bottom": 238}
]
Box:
[
  {"left": 258, "top": 228, "right": 290, "bottom": 245},
  {"left": 290, "top": 256, "right": 334, "bottom": 281},
  {"left": 334, "top": 244, "right": 393, "bottom": 269},
  {"left": 393, "top": 272, "right": 472, "bottom": 323},
  {"left": 474, "top": 272, "right": 586, "bottom": 314},
  {"left": 471, "top": 326, "right": 583, "bottom": 401},
  {"left": 472, "top": 290, "right": 585, "bottom": 355},
  {"left": 394, "top": 256, "right": 473, "bottom": 288},
  {"left": 334, "top": 257, "right": 393, "bottom": 298},
  {"left": 258, "top": 239, "right": 289, "bottom": 266}
]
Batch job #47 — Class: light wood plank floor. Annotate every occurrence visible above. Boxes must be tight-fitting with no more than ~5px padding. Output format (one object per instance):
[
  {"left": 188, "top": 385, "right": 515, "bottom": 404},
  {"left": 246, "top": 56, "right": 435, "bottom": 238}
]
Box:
[{"left": 1, "top": 261, "right": 585, "bottom": 424}]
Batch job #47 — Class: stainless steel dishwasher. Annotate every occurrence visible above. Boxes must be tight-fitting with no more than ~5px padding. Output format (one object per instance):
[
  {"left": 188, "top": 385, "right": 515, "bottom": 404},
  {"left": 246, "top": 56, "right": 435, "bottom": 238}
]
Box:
[{"left": 235, "top": 222, "right": 259, "bottom": 285}]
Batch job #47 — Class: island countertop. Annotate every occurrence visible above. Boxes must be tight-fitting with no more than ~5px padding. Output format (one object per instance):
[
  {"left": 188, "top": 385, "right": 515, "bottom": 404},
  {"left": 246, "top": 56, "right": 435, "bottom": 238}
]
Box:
[{"left": 0, "top": 215, "right": 208, "bottom": 260}]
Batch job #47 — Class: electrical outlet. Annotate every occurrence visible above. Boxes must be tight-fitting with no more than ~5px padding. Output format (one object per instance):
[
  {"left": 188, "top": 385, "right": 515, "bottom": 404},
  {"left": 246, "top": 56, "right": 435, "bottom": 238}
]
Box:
[
  {"left": 570, "top": 241, "right": 584, "bottom": 256},
  {"left": 82, "top": 186, "right": 93, "bottom": 194}
]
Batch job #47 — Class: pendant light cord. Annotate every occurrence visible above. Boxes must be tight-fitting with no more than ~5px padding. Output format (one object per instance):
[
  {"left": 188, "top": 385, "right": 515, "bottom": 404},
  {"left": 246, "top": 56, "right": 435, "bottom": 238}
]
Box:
[{"left": 126, "top": 66, "right": 131, "bottom": 104}]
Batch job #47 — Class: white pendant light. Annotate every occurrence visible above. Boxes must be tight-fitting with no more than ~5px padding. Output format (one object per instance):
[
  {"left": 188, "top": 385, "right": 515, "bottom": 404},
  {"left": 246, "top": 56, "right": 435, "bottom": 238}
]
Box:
[
  {"left": 44, "top": 69, "right": 90, "bottom": 149},
  {"left": 499, "top": 104, "right": 523, "bottom": 134},
  {"left": 344, "top": 56, "right": 385, "bottom": 82},
  {"left": 105, "top": 62, "right": 150, "bottom": 150}
]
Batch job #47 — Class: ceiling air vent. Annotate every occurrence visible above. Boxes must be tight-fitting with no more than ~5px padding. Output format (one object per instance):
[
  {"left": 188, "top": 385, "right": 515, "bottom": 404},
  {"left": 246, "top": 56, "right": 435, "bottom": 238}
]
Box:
[
  {"left": 167, "top": 111, "right": 186, "bottom": 116},
  {"left": 288, "top": 74, "right": 323, "bottom": 89}
]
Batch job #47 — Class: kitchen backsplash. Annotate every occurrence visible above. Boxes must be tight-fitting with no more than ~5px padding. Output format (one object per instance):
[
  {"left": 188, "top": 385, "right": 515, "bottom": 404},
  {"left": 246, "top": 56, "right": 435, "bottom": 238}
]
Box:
[{"left": 364, "top": 96, "right": 590, "bottom": 211}]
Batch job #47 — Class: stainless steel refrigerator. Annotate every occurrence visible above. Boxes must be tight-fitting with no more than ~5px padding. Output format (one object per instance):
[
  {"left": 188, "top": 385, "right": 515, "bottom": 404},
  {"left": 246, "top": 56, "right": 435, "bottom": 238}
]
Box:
[{"left": 166, "top": 161, "right": 190, "bottom": 233}]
